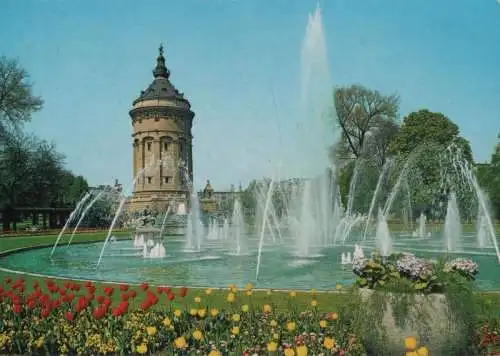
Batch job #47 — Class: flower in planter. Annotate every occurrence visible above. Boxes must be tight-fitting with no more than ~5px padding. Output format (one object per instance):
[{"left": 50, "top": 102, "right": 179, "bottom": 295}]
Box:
[
  {"left": 444, "top": 257, "right": 479, "bottom": 279},
  {"left": 396, "top": 253, "right": 432, "bottom": 279}
]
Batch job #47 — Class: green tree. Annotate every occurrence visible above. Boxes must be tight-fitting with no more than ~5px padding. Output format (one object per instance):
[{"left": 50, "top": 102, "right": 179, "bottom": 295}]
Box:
[
  {"left": 332, "top": 84, "right": 399, "bottom": 168},
  {"left": 478, "top": 136, "right": 500, "bottom": 219},
  {"left": 84, "top": 198, "right": 112, "bottom": 228},
  {"left": 0, "top": 132, "right": 33, "bottom": 230},
  {"left": 0, "top": 57, "right": 43, "bottom": 137},
  {"left": 387, "top": 109, "right": 474, "bottom": 220}
]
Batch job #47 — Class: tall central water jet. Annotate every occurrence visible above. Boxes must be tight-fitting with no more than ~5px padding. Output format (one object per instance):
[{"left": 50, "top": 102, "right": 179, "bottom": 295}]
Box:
[
  {"left": 444, "top": 192, "right": 461, "bottom": 252},
  {"left": 287, "top": 4, "right": 339, "bottom": 254}
]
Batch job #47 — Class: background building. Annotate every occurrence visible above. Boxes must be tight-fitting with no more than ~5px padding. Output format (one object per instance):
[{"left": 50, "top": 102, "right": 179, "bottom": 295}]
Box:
[
  {"left": 198, "top": 181, "right": 243, "bottom": 216},
  {"left": 128, "top": 45, "right": 195, "bottom": 213}
]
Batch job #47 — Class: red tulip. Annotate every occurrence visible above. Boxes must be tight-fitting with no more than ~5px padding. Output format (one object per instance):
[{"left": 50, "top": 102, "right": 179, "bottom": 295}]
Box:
[
  {"left": 65, "top": 311, "right": 74, "bottom": 321},
  {"left": 179, "top": 287, "right": 188, "bottom": 298},
  {"left": 97, "top": 295, "right": 106, "bottom": 304},
  {"left": 13, "top": 303, "right": 22, "bottom": 314},
  {"left": 140, "top": 283, "right": 149, "bottom": 291},
  {"left": 167, "top": 292, "right": 175, "bottom": 301},
  {"left": 103, "top": 286, "right": 114, "bottom": 297},
  {"left": 119, "top": 284, "right": 129, "bottom": 292},
  {"left": 40, "top": 308, "right": 50, "bottom": 318}
]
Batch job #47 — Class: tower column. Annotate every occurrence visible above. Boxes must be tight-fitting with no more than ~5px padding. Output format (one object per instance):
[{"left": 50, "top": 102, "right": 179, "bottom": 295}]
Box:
[
  {"left": 153, "top": 137, "right": 161, "bottom": 190},
  {"left": 133, "top": 140, "right": 138, "bottom": 190}
]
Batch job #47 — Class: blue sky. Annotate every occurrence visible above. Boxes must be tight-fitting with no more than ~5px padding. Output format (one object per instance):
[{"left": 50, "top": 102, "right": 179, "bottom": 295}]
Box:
[{"left": 1, "top": 0, "right": 499, "bottom": 192}]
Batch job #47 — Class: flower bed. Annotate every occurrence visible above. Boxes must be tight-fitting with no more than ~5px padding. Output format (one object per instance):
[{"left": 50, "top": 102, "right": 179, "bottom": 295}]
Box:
[
  {"left": 0, "top": 274, "right": 499, "bottom": 355},
  {"left": 0, "top": 277, "right": 366, "bottom": 355}
]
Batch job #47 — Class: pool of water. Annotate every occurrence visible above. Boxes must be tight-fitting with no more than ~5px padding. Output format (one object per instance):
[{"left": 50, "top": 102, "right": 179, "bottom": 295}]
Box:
[{"left": 1, "top": 232, "right": 499, "bottom": 290}]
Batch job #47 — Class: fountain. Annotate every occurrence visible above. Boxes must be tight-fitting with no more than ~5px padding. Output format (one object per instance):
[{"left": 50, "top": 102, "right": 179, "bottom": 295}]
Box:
[
  {"left": 363, "top": 159, "right": 393, "bottom": 241},
  {"left": 158, "top": 204, "right": 172, "bottom": 238},
  {"left": 185, "top": 193, "right": 203, "bottom": 251},
  {"left": 375, "top": 208, "right": 392, "bottom": 257},
  {"left": 230, "top": 198, "right": 245, "bottom": 255},
  {"left": 50, "top": 192, "right": 92, "bottom": 258},
  {"left": 222, "top": 218, "right": 230, "bottom": 241},
  {"left": 413, "top": 212, "right": 427, "bottom": 238},
  {"left": 444, "top": 192, "right": 461, "bottom": 252},
  {"left": 6, "top": 4, "right": 499, "bottom": 293},
  {"left": 477, "top": 212, "right": 489, "bottom": 249},
  {"left": 67, "top": 191, "right": 105, "bottom": 247}
]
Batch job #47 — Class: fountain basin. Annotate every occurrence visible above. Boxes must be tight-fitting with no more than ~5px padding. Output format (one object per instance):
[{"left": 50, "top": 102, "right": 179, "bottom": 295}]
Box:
[{"left": 1, "top": 235, "right": 499, "bottom": 290}]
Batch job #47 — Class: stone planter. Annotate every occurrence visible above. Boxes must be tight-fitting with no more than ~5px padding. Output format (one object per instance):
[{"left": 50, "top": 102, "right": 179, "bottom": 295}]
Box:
[{"left": 357, "top": 289, "right": 467, "bottom": 355}]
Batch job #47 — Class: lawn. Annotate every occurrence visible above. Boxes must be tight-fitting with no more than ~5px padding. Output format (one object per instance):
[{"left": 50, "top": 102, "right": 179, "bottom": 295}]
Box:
[{"left": 1, "top": 231, "right": 499, "bottom": 355}]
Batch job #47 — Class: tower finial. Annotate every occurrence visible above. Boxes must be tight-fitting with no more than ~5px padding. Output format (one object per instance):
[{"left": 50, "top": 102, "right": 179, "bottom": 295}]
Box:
[{"left": 153, "top": 43, "right": 170, "bottom": 79}]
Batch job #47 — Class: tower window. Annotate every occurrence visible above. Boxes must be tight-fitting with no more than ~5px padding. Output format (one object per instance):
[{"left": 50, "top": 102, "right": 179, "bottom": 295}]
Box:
[
  {"left": 164, "top": 142, "right": 168, "bottom": 151},
  {"left": 147, "top": 142, "right": 152, "bottom": 151},
  {"left": 164, "top": 176, "right": 171, "bottom": 183},
  {"left": 147, "top": 177, "right": 152, "bottom": 184}
]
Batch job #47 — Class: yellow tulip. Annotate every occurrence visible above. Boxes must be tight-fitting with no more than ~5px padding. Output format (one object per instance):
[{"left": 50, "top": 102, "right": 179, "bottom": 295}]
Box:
[
  {"left": 263, "top": 304, "right": 272, "bottom": 313},
  {"left": 205, "top": 288, "right": 213, "bottom": 295},
  {"left": 192, "top": 329, "right": 203, "bottom": 341},
  {"left": 146, "top": 326, "right": 157, "bottom": 336},
  {"left": 136, "top": 343, "right": 147, "bottom": 354},
  {"left": 208, "top": 350, "right": 221, "bottom": 356},
  {"left": 296, "top": 345, "right": 308, "bottom": 356},
  {"left": 232, "top": 313, "right": 241, "bottom": 322},
  {"left": 284, "top": 348, "right": 295, "bottom": 356},
  {"left": 310, "top": 299, "right": 318, "bottom": 307},
  {"left": 404, "top": 336, "right": 417, "bottom": 350},
  {"left": 323, "top": 337, "right": 335, "bottom": 350},
  {"left": 162, "top": 317, "right": 171, "bottom": 327},
  {"left": 319, "top": 320, "right": 328, "bottom": 328},
  {"left": 267, "top": 341, "right": 278, "bottom": 352},
  {"left": 197, "top": 309, "right": 206, "bottom": 318},
  {"left": 210, "top": 308, "right": 219, "bottom": 317},
  {"left": 416, "top": 346, "right": 429, "bottom": 356},
  {"left": 289, "top": 291, "right": 296, "bottom": 297},
  {"left": 227, "top": 292, "right": 235, "bottom": 303},
  {"left": 174, "top": 309, "right": 182, "bottom": 318},
  {"left": 174, "top": 336, "right": 187, "bottom": 349},
  {"left": 194, "top": 296, "right": 201, "bottom": 303},
  {"left": 241, "top": 304, "right": 249, "bottom": 313},
  {"left": 286, "top": 321, "right": 296, "bottom": 332},
  {"left": 231, "top": 326, "right": 240, "bottom": 335}
]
